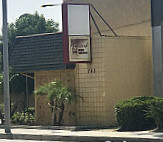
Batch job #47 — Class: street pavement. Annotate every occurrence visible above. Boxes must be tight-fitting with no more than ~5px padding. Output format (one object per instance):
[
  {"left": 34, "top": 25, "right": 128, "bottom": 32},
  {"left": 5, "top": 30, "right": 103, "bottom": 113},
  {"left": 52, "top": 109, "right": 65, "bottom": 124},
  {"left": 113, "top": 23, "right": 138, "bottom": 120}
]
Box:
[
  {"left": 0, "top": 125, "right": 162, "bottom": 142},
  {"left": 0, "top": 140, "right": 57, "bottom": 142}
]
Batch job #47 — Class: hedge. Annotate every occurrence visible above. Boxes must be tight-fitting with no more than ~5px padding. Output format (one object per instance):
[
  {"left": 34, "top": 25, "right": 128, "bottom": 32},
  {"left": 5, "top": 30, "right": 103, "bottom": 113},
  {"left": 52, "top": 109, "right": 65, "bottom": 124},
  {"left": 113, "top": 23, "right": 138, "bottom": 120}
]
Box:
[{"left": 115, "top": 96, "right": 163, "bottom": 131}]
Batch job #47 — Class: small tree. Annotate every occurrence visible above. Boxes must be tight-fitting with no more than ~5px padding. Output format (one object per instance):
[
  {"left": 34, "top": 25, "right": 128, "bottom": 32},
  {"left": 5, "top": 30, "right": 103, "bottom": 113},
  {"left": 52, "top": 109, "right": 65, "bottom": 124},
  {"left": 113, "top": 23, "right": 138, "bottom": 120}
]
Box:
[{"left": 35, "top": 81, "right": 75, "bottom": 125}]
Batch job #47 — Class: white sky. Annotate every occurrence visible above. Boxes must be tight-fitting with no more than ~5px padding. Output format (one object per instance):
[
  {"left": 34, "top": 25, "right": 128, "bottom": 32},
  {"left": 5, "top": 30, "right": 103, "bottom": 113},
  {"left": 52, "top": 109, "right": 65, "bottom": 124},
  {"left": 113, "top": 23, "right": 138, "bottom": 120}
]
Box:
[{"left": 0, "top": 0, "right": 63, "bottom": 35}]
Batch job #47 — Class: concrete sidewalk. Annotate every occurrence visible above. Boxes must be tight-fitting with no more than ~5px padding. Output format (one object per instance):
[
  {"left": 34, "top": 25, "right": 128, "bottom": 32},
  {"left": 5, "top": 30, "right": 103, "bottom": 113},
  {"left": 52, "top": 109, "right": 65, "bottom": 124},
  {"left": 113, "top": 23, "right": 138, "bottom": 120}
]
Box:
[{"left": 0, "top": 125, "right": 162, "bottom": 142}]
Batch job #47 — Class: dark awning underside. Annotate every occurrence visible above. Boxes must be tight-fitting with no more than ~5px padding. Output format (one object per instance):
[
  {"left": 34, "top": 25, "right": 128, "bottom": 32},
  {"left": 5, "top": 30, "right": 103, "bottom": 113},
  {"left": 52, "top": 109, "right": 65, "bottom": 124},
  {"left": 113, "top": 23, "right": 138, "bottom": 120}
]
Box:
[{"left": 9, "top": 32, "right": 75, "bottom": 73}]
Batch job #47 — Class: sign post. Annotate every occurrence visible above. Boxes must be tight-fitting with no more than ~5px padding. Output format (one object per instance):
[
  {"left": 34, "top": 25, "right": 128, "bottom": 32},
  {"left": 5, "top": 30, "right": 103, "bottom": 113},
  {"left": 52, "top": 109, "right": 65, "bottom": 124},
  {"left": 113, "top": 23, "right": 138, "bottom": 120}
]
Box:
[{"left": 62, "top": 3, "right": 91, "bottom": 63}]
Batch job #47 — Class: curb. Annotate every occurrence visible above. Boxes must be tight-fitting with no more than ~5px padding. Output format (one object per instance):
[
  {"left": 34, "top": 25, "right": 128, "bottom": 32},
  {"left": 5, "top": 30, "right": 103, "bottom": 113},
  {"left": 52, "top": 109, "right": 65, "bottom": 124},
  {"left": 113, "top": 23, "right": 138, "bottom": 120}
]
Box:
[
  {"left": 0, "top": 133, "right": 163, "bottom": 142},
  {"left": 0, "top": 125, "right": 77, "bottom": 131}
]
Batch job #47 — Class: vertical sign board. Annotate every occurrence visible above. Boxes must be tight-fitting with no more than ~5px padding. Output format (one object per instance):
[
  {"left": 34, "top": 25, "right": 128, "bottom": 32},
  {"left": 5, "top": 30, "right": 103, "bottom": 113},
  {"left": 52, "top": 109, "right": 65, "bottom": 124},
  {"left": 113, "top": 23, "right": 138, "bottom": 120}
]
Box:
[{"left": 62, "top": 3, "right": 91, "bottom": 63}]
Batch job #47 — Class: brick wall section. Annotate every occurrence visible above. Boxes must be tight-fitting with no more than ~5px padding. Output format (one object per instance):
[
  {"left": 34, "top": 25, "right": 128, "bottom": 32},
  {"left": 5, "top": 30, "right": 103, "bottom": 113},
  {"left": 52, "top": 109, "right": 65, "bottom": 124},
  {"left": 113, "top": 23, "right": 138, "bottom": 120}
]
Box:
[
  {"left": 75, "top": 36, "right": 153, "bottom": 126},
  {"left": 75, "top": 37, "right": 107, "bottom": 126}
]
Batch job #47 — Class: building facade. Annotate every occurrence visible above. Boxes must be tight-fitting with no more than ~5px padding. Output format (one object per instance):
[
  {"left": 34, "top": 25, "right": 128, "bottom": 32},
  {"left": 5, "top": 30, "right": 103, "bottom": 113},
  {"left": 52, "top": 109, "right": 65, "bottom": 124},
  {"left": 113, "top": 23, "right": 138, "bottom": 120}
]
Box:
[{"left": 10, "top": 0, "right": 154, "bottom": 126}]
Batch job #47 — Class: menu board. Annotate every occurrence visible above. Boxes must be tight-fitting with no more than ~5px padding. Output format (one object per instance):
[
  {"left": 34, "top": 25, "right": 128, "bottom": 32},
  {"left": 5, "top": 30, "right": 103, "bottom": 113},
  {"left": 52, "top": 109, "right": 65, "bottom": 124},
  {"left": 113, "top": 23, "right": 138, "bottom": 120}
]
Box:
[{"left": 69, "top": 36, "right": 90, "bottom": 62}]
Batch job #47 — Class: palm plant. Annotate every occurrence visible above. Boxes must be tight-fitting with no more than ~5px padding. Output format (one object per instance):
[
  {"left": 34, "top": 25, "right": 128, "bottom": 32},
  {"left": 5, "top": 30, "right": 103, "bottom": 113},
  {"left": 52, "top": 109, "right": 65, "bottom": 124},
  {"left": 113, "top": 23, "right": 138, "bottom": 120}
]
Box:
[{"left": 35, "top": 81, "right": 75, "bottom": 125}]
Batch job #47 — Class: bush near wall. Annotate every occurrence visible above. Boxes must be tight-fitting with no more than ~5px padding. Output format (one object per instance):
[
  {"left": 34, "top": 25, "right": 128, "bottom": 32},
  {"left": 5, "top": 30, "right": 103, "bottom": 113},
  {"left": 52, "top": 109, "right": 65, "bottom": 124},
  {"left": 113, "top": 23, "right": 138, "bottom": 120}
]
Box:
[
  {"left": 11, "top": 107, "right": 35, "bottom": 125},
  {"left": 147, "top": 100, "right": 163, "bottom": 130},
  {"left": 115, "top": 96, "right": 163, "bottom": 131}
]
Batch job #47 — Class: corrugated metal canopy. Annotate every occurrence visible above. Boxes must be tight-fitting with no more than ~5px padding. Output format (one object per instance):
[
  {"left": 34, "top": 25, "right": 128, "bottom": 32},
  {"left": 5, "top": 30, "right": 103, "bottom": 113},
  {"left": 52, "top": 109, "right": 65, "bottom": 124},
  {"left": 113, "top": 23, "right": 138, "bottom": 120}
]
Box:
[{"left": 9, "top": 32, "right": 75, "bottom": 73}]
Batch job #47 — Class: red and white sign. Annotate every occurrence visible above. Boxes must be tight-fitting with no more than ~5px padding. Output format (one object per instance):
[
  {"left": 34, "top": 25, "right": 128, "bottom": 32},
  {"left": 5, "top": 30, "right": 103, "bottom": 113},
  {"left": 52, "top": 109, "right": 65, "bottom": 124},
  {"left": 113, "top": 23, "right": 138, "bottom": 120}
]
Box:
[{"left": 62, "top": 3, "right": 91, "bottom": 63}]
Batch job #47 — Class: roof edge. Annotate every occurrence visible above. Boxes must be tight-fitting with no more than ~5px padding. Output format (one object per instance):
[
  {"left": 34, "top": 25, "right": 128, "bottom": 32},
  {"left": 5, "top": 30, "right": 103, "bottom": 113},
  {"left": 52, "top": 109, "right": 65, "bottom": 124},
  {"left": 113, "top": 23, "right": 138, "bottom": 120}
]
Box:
[{"left": 16, "top": 32, "right": 63, "bottom": 39}]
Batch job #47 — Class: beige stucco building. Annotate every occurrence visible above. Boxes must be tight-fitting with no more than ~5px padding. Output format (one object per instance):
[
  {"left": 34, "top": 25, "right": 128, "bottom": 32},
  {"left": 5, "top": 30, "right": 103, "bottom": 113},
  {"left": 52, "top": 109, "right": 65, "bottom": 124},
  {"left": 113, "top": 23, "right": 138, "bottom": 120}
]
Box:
[
  {"left": 10, "top": 0, "right": 153, "bottom": 126},
  {"left": 36, "top": 0, "right": 153, "bottom": 126}
]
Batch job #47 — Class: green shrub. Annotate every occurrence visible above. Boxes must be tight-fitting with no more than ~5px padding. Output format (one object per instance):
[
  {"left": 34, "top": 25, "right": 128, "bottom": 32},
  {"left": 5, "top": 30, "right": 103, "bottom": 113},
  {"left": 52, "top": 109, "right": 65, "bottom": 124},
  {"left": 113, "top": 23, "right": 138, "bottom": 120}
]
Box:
[
  {"left": 115, "top": 96, "right": 163, "bottom": 131},
  {"left": 24, "top": 107, "right": 35, "bottom": 115},
  {"left": 146, "top": 100, "right": 163, "bottom": 129},
  {"left": 11, "top": 107, "right": 35, "bottom": 125},
  {"left": 35, "top": 81, "right": 75, "bottom": 125}
]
